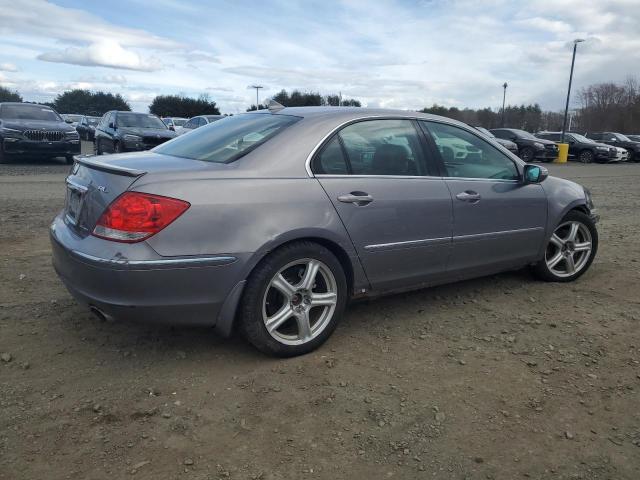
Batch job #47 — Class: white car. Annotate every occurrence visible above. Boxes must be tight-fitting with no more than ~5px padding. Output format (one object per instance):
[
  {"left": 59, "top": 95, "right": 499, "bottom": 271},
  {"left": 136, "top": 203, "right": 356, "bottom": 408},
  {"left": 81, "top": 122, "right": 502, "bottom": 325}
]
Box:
[
  {"left": 180, "top": 115, "right": 224, "bottom": 135},
  {"left": 614, "top": 146, "right": 629, "bottom": 162},
  {"left": 162, "top": 117, "right": 188, "bottom": 134}
]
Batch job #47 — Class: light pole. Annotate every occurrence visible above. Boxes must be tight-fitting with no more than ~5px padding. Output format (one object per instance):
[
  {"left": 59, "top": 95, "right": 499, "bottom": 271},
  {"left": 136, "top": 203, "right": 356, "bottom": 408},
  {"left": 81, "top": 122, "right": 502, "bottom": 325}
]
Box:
[
  {"left": 561, "top": 39, "right": 584, "bottom": 143},
  {"left": 249, "top": 84, "right": 264, "bottom": 109},
  {"left": 501, "top": 82, "right": 508, "bottom": 127}
]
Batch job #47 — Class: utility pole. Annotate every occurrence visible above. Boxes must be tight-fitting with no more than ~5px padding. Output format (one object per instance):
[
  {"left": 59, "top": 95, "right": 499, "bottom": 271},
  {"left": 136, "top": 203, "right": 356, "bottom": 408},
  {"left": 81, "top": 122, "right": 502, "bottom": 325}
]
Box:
[
  {"left": 249, "top": 85, "right": 264, "bottom": 109},
  {"left": 561, "top": 39, "right": 584, "bottom": 143},
  {"left": 501, "top": 82, "right": 508, "bottom": 127}
]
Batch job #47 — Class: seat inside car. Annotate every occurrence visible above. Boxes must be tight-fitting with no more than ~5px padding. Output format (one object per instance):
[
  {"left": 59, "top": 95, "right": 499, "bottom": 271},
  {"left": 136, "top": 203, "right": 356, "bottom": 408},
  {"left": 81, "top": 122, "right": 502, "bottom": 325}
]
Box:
[{"left": 371, "top": 144, "right": 414, "bottom": 175}]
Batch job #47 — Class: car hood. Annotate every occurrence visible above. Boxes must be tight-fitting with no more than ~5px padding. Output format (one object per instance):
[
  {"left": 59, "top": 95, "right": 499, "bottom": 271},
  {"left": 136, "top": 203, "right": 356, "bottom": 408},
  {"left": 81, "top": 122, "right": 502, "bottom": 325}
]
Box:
[
  {"left": 118, "top": 127, "right": 176, "bottom": 138},
  {"left": 591, "top": 142, "right": 614, "bottom": 149},
  {"left": 531, "top": 137, "right": 556, "bottom": 146},
  {"left": 1, "top": 119, "right": 76, "bottom": 132}
]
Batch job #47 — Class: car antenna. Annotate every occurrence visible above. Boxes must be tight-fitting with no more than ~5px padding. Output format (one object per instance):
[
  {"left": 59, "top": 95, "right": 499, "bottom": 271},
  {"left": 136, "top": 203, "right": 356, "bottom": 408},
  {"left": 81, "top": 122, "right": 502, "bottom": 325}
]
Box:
[{"left": 268, "top": 99, "right": 285, "bottom": 113}]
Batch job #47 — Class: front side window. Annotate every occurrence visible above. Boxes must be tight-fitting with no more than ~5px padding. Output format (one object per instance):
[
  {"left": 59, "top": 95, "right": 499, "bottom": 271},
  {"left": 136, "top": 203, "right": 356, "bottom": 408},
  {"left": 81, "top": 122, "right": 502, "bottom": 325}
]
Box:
[
  {"left": 336, "top": 119, "right": 427, "bottom": 176},
  {"left": 423, "top": 121, "right": 519, "bottom": 180},
  {"left": 153, "top": 113, "right": 300, "bottom": 163}
]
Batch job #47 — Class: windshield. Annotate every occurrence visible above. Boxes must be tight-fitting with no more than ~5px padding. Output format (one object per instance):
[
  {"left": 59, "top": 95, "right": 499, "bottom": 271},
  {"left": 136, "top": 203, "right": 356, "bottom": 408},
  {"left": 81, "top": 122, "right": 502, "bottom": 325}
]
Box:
[
  {"left": 569, "top": 133, "right": 594, "bottom": 144},
  {"left": 154, "top": 113, "right": 300, "bottom": 163},
  {"left": 614, "top": 133, "right": 632, "bottom": 142},
  {"left": 0, "top": 104, "right": 61, "bottom": 122},
  {"left": 475, "top": 127, "right": 495, "bottom": 138},
  {"left": 173, "top": 118, "right": 186, "bottom": 126},
  {"left": 512, "top": 129, "right": 537, "bottom": 140},
  {"left": 118, "top": 113, "right": 167, "bottom": 129},
  {"left": 63, "top": 114, "right": 82, "bottom": 122}
]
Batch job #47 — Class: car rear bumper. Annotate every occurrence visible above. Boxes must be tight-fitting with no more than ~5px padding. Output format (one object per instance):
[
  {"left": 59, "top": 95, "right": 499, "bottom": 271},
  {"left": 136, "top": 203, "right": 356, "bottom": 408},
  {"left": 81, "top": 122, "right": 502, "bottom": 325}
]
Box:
[
  {"left": 50, "top": 213, "right": 246, "bottom": 328},
  {"left": 2, "top": 138, "right": 80, "bottom": 156}
]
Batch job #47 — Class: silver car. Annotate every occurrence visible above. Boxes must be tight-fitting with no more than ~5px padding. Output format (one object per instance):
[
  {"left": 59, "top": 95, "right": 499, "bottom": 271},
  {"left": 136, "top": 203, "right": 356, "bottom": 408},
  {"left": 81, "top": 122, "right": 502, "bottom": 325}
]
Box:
[{"left": 51, "top": 106, "right": 599, "bottom": 356}]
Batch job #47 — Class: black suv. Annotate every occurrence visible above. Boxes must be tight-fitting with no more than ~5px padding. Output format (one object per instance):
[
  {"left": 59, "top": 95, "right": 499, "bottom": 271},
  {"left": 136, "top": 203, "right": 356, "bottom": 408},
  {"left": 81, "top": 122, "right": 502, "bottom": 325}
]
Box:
[
  {"left": 536, "top": 131, "right": 616, "bottom": 163},
  {"left": 490, "top": 128, "right": 558, "bottom": 162},
  {"left": 94, "top": 111, "right": 176, "bottom": 155},
  {"left": 585, "top": 132, "right": 640, "bottom": 162},
  {"left": 474, "top": 126, "right": 518, "bottom": 154},
  {"left": 76, "top": 115, "right": 101, "bottom": 141},
  {"left": 0, "top": 102, "right": 80, "bottom": 164}
]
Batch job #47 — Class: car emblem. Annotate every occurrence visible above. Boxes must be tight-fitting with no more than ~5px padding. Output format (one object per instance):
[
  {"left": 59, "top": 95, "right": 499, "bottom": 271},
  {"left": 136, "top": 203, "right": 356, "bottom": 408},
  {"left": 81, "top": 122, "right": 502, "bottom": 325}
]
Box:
[{"left": 97, "top": 185, "right": 108, "bottom": 193}]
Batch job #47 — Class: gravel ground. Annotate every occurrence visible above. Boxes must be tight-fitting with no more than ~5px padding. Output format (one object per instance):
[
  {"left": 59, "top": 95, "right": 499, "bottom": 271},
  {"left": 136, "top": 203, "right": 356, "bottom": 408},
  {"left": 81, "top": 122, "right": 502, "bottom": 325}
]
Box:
[{"left": 1, "top": 150, "right": 639, "bottom": 480}]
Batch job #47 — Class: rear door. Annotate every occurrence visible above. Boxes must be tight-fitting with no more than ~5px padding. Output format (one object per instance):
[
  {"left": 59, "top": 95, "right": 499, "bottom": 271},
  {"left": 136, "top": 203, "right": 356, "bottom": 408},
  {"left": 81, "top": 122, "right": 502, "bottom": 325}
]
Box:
[
  {"left": 420, "top": 121, "right": 547, "bottom": 277},
  {"left": 312, "top": 119, "right": 453, "bottom": 292}
]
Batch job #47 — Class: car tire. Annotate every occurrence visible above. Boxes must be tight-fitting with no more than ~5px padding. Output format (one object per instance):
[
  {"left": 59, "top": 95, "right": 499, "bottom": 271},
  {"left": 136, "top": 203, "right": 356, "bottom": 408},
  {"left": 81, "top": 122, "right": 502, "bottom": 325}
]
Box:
[
  {"left": 520, "top": 147, "right": 535, "bottom": 162},
  {"left": 532, "top": 210, "right": 598, "bottom": 283},
  {"left": 95, "top": 140, "right": 102, "bottom": 155},
  {"left": 65, "top": 155, "right": 74, "bottom": 165},
  {"left": 239, "top": 241, "right": 348, "bottom": 357},
  {"left": 579, "top": 149, "right": 594, "bottom": 164}
]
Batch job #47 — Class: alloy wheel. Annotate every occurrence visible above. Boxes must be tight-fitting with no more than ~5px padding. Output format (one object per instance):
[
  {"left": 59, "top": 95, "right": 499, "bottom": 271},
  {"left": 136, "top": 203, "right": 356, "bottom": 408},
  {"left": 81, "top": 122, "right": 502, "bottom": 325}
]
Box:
[
  {"left": 262, "top": 258, "right": 338, "bottom": 346},
  {"left": 545, "top": 220, "right": 592, "bottom": 278}
]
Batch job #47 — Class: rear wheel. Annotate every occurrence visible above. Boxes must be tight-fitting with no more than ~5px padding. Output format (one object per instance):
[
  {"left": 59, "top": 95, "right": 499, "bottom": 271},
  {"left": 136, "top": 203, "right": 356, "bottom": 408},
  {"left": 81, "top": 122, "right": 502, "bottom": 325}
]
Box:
[
  {"left": 239, "top": 241, "right": 347, "bottom": 357},
  {"left": 532, "top": 210, "right": 598, "bottom": 282},
  {"left": 579, "top": 149, "right": 594, "bottom": 163}
]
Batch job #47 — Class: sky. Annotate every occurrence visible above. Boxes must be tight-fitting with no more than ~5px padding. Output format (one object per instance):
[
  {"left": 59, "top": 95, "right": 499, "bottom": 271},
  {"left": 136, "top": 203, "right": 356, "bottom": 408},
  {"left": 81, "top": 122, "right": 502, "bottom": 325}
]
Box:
[{"left": 1, "top": 0, "right": 639, "bottom": 114}]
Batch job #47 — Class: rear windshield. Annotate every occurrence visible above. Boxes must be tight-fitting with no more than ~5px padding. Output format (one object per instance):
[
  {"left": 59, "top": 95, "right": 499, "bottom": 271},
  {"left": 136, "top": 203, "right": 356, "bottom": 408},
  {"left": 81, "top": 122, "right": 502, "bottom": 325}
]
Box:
[
  {"left": 173, "top": 118, "right": 186, "bottom": 126},
  {"left": 0, "top": 104, "right": 61, "bottom": 121},
  {"left": 153, "top": 113, "right": 300, "bottom": 163},
  {"left": 118, "top": 113, "right": 167, "bottom": 129}
]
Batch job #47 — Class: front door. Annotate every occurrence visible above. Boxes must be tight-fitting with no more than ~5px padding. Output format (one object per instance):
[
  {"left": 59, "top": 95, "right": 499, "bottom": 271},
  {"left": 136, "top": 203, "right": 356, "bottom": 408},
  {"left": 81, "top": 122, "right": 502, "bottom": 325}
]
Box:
[
  {"left": 420, "top": 121, "right": 547, "bottom": 277},
  {"left": 312, "top": 119, "right": 453, "bottom": 291}
]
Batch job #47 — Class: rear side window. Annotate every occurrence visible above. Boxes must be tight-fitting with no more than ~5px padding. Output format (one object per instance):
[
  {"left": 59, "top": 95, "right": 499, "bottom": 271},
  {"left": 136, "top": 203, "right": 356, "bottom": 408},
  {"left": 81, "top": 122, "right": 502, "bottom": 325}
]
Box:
[
  {"left": 153, "top": 113, "right": 300, "bottom": 163},
  {"left": 313, "top": 136, "right": 349, "bottom": 174},
  {"left": 337, "top": 119, "right": 428, "bottom": 176}
]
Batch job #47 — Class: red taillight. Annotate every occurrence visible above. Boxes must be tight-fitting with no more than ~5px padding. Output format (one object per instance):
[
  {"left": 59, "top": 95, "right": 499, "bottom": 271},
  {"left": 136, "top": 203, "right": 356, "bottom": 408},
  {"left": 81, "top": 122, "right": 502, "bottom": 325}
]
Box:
[{"left": 92, "top": 192, "right": 190, "bottom": 243}]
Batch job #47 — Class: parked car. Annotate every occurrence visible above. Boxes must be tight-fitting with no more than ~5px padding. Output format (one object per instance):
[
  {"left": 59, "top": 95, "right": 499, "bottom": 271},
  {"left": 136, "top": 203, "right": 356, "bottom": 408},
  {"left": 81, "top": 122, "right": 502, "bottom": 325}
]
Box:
[
  {"left": 491, "top": 128, "right": 558, "bottom": 162},
  {"left": 94, "top": 111, "right": 177, "bottom": 155},
  {"left": 0, "top": 102, "right": 80, "bottom": 164},
  {"left": 75, "top": 115, "right": 101, "bottom": 141},
  {"left": 585, "top": 132, "right": 640, "bottom": 162},
  {"left": 180, "top": 115, "right": 224, "bottom": 134},
  {"left": 61, "top": 114, "right": 83, "bottom": 127},
  {"left": 612, "top": 146, "right": 630, "bottom": 162},
  {"left": 51, "top": 107, "right": 599, "bottom": 357},
  {"left": 474, "top": 126, "right": 518, "bottom": 154},
  {"left": 536, "top": 131, "right": 617, "bottom": 163},
  {"left": 162, "top": 117, "right": 188, "bottom": 134}
]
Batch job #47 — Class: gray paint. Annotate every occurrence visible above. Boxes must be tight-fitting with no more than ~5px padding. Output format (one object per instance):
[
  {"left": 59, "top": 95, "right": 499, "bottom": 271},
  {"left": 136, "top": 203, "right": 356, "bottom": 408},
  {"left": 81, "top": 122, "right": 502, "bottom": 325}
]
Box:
[{"left": 51, "top": 107, "right": 595, "bottom": 333}]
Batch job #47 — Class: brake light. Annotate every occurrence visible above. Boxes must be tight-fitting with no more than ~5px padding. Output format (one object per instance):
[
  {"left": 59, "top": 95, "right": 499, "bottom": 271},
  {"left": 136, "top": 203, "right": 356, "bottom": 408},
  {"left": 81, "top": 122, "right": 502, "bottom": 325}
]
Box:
[{"left": 92, "top": 192, "right": 190, "bottom": 243}]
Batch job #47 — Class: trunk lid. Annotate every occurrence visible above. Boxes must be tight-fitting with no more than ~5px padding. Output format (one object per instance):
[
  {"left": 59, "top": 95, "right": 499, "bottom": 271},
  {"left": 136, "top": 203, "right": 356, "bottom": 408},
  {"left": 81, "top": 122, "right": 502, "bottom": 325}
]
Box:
[{"left": 64, "top": 152, "right": 218, "bottom": 235}]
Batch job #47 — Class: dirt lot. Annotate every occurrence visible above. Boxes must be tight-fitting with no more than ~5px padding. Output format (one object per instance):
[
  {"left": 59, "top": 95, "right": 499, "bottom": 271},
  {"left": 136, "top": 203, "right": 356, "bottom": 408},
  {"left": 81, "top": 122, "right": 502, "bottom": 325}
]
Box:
[{"left": 1, "top": 152, "right": 639, "bottom": 480}]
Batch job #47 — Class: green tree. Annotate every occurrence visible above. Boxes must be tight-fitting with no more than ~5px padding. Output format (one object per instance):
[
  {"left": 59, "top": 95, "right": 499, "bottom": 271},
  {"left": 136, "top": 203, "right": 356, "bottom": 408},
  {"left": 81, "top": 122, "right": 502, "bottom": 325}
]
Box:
[
  {"left": 149, "top": 94, "right": 220, "bottom": 117},
  {"left": 246, "top": 104, "right": 267, "bottom": 111},
  {"left": 52, "top": 89, "right": 130, "bottom": 115},
  {"left": 0, "top": 85, "right": 22, "bottom": 102}
]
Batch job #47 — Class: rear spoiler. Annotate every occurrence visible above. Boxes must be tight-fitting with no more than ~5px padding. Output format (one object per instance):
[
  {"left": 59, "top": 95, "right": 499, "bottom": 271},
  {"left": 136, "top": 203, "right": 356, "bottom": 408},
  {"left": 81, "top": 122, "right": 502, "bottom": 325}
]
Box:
[{"left": 74, "top": 155, "right": 146, "bottom": 177}]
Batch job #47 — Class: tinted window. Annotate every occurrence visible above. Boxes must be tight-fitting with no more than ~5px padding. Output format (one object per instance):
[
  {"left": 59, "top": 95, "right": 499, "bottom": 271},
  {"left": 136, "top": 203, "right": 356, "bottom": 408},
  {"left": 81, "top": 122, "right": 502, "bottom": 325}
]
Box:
[
  {"left": 312, "top": 136, "right": 349, "bottom": 174},
  {"left": 424, "top": 122, "right": 519, "bottom": 180},
  {"left": 154, "top": 113, "right": 300, "bottom": 163},
  {"left": 0, "top": 104, "right": 61, "bottom": 121},
  {"left": 117, "top": 113, "right": 166, "bottom": 129},
  {"left": 337, "top": 120, "right": 427, "bottom": 176}
]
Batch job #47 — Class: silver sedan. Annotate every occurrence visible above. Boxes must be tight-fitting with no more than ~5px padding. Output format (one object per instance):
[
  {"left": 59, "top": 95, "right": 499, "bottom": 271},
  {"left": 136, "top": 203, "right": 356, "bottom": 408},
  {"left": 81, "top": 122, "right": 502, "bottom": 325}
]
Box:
[{"left": 51, "top": 105, "right": 599, "bottom": 356}]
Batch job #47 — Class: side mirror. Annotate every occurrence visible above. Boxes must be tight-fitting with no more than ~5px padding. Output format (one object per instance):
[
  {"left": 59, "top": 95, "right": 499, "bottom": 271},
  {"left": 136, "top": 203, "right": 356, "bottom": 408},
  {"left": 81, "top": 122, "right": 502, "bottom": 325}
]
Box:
[{"left": 523, "top": 164, "right": 548, "bottom": 184}]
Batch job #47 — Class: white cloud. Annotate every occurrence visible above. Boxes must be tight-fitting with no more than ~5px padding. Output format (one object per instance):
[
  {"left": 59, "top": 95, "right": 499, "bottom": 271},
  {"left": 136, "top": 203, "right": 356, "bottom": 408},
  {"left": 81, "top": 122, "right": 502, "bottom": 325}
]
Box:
[
  {"left": 38, "top": 40, "right": 163, "bottom": 72},
  {"left": 0, "top": 63, "right": 19, "bottom": 72}
]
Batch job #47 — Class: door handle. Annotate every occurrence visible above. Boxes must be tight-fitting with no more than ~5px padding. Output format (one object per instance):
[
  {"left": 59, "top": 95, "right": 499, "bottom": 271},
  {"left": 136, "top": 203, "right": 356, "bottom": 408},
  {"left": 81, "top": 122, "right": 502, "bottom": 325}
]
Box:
[
  {"left": 455, "top": 190, "right": 481, "bottom": 203},
  {"left": 337, "top": 192, "right": 373, "bottom": 206}
]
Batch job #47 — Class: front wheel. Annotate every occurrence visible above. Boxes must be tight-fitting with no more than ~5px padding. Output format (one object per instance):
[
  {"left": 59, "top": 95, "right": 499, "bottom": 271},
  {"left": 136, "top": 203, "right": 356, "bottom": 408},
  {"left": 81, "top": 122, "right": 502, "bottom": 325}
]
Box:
[
  {"left": 532, "top": 210, "right": 598, "bottom": 282},
  {"left": 520, "top": 147, "right": 535, "bottom": 162},
  {"left": 239, "top": 241, "right": 347, "bottom": 357},
  {"left": 579, "top": 149, "right": 594, "bottom": 164}
]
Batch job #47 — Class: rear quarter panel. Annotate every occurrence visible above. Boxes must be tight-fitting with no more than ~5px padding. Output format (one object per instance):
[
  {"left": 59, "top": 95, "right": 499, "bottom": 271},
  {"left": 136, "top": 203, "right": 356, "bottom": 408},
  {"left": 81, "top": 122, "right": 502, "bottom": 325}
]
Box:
[{"left": 137, "top": 176, "right": 369, "bottom": 291}]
